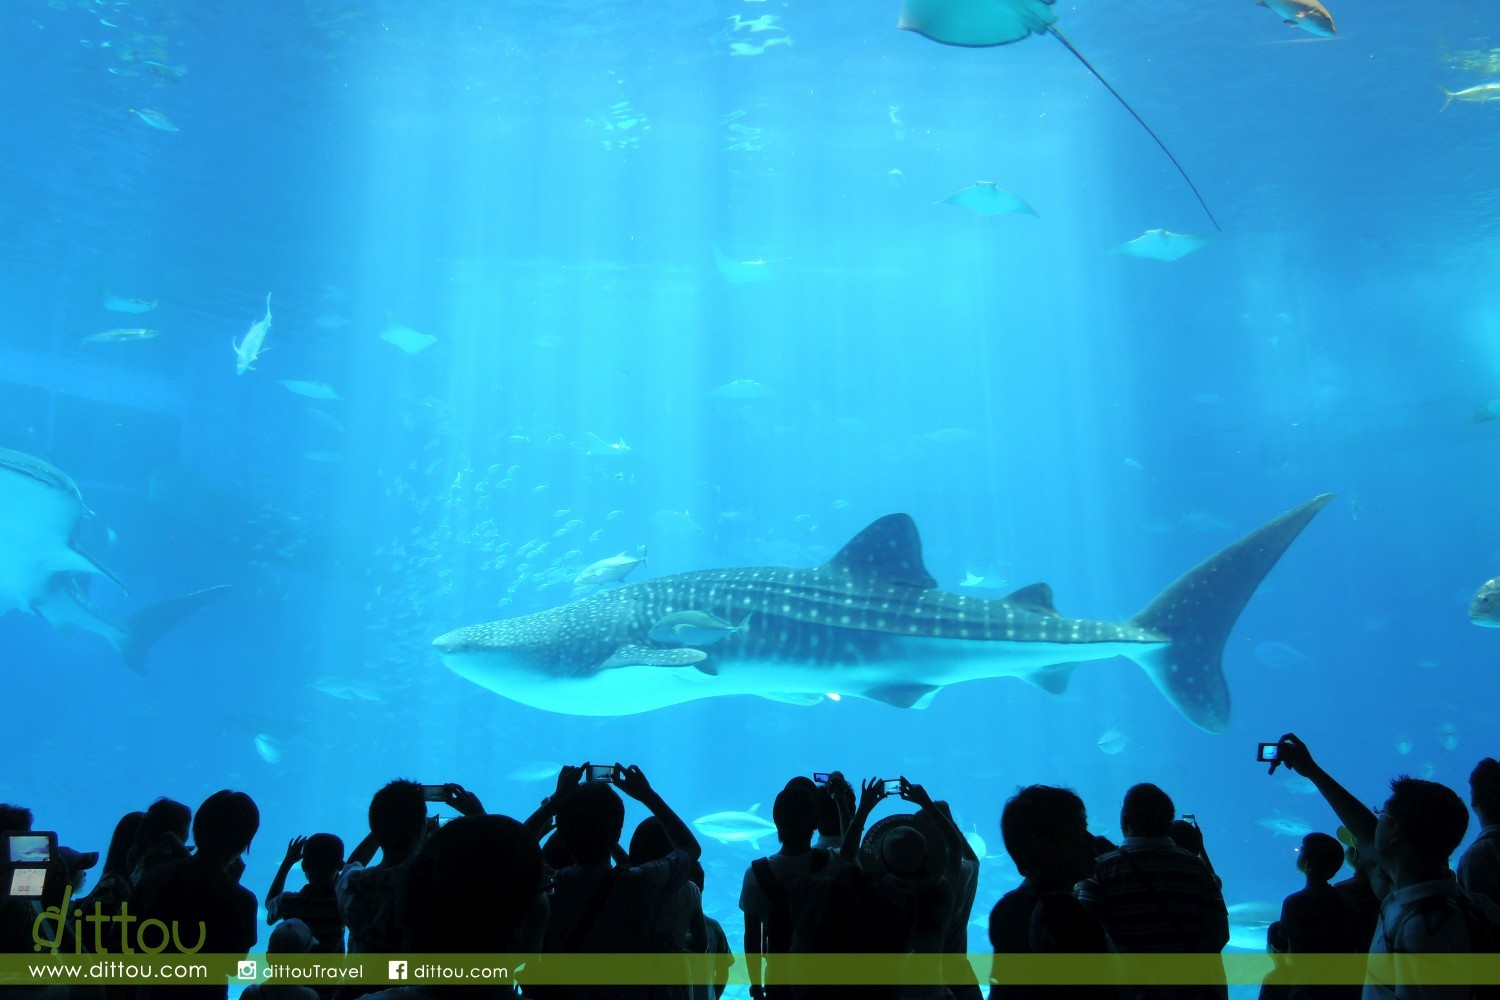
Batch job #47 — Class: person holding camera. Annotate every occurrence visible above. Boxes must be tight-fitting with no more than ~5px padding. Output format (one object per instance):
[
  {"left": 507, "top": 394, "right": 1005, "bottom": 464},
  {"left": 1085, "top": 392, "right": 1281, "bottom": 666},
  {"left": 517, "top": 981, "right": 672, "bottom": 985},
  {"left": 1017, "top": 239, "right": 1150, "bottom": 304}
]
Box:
[
  {"left": 1270, "top": 733, "right": 1500, "bottom": 1000},
  {"left": 535, "top": 762, "right": 701, "bottom": 1000}
]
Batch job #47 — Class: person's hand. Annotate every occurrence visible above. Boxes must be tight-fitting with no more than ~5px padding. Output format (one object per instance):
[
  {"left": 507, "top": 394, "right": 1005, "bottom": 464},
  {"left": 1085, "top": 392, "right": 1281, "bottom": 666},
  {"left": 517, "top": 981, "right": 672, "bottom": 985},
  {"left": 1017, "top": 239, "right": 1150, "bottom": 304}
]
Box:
[
  {"left": 613, "top": 763, "right": 653, "bottom": 801},
  {"left": 899, "top": 778, "right": 934, "bottom": 810},
  {"left": 1274, "top": 733, "right": 1315, "bottom": 777},
  {"left": 552, "top": 765, "right": 585, "bottom": 801},
  {"left": 858, "top": 777, "right": 887, "bottom": 814},
  {"left": 445, "top": 784, "right": 485, "bottom": 816},
  {"left": 282, "top": 836, "right": 307, "bottom": 867}
]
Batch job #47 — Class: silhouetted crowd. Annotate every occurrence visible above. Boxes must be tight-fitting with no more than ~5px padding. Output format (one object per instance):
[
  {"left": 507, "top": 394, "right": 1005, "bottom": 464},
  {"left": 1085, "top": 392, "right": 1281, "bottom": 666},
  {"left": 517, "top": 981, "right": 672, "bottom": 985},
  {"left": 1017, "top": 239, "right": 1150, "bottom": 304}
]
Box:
[{"left": 3, "top": 734, "right": 1499, "bottom": 1000}]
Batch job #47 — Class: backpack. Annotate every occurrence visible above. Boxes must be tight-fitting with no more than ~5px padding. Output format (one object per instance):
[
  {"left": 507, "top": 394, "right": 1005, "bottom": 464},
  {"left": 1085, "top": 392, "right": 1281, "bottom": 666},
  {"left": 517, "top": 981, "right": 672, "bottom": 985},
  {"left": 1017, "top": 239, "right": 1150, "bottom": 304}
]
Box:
[
  {"left": 751, "top": 850, "right": 830, "bottom": 956},
  {"left": 792, "top": 858, "right": 909, "bottom": 955},
  {"left": 1383, "top": 890, "right": 1500, "bottom": 1000}
]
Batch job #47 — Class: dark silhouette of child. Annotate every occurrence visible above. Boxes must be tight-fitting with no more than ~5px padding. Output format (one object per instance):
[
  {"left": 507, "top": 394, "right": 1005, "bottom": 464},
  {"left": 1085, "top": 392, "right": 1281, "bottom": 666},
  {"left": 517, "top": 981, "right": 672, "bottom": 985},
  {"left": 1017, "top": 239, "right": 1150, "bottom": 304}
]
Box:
[{"left": 267, "top": 833, "right": 346, "bottom": 954}]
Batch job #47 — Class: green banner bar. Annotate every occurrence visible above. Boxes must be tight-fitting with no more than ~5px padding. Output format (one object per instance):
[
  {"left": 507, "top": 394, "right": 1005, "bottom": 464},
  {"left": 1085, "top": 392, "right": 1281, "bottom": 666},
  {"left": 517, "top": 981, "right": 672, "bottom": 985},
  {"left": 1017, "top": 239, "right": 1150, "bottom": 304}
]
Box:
[{"left": 4, "top": 953, "right": 1500, "bottom": 986}]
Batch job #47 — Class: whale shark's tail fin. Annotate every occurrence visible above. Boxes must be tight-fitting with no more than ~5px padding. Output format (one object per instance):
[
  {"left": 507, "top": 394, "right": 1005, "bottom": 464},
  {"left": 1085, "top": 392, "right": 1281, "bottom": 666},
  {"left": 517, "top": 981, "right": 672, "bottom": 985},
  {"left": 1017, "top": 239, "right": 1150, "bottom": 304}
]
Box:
[
  {"left": 1125, "top": 495, "right": 1332, "bottom": 732},
  {"left": 115, "top": 585, "right": 232, "bottom": 674}
]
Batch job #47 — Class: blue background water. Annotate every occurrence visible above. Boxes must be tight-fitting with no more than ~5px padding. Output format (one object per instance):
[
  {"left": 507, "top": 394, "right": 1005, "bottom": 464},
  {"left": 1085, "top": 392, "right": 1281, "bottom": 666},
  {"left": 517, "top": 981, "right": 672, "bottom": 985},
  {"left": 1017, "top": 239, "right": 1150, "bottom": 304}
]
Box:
[{"left": 2, "top": 0, "right": 1498, "bottom": 964}]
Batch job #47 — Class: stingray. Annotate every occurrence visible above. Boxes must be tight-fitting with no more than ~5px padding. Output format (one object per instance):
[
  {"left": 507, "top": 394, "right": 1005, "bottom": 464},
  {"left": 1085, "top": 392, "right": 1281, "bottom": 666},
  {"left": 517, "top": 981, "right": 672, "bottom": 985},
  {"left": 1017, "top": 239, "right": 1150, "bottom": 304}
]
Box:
[
  {"left": 1111, "top": 229, "right": 1215, "bottom": 262},
  {"left": 899, "top": 0, "right": 1221, "bottom": 232},
  {"left": 939, "top": 180, "right": 1037, "bottom": 216},
  {"left": 381, "top": 316, "right": 437, "bottom": 354}
]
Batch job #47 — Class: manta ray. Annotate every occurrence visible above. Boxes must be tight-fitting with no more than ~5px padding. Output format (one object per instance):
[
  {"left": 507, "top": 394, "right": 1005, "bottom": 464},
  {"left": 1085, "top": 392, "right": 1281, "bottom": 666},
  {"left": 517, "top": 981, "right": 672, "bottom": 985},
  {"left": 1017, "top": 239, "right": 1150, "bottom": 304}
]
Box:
[
  {"left": 898, "top": 0, "right": 1221, "bottom": 232},
  {"left": 434, "top": 495, "right": 1331, "bottom": 731},
  {"left": 0, "top": 448, "right": 228, "bottom": 671}
]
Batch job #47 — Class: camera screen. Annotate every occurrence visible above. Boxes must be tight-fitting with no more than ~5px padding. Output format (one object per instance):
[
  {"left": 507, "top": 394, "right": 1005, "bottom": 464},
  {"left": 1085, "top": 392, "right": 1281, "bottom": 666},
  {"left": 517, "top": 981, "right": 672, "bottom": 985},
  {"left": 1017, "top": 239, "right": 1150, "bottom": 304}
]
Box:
[
  {"left": 813, "top": 772, "right": 831, "bottom": 784},
  {"left": 588, "top": 764, "right": 614, "bottom": 782},
  {"left": 883, "top": 779, "right": 902, "bottom": 795},
  {"left": 420, "top": 784, "right": 447, "bottom": 802},
  {"left": 8, "top": 868, "right": 46, "bottom": 897},
  {"left": 7, "top": 835, "right": 51, "bottom": 864},
  {"left": 1257, "top": 743, "right": 1279, "bottom": 762}
]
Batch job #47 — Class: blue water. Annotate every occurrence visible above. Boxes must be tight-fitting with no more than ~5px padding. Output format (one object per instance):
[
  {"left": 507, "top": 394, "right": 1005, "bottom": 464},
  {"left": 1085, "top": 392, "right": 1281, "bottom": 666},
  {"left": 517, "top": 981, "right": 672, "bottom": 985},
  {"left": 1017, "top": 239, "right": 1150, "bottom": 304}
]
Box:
[{"left": 3, "top": 0, "right": 1499, "bottom": 967}]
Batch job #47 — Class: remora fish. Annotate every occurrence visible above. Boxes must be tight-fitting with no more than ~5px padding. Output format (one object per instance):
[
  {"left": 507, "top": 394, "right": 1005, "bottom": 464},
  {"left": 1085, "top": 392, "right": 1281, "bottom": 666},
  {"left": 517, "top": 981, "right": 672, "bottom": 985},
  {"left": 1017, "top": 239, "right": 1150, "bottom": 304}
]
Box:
[
  {"left": 233, "top": 293, "right": 272, "bottom": 375},
  {"left": 433, "top": 495, "right": 1332, "bottom": 731},
  {"left": 81, "top": 328, "right": 160, "bottom": 345},
  {"left": 0, "top": 448, "right": 229, "bottom": 671}
]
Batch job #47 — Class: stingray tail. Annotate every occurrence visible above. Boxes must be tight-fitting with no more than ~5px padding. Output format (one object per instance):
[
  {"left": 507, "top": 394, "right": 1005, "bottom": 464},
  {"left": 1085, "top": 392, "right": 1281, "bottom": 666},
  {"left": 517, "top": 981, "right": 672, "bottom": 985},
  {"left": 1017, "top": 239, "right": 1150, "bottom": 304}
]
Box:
[
  {"left": 114, "top": 585, "right": 232, "bottom": 673},
  {"left": 1122, "top": 495, "right": 1331, "bottom": 732},
  {"left": 1047, "top": 27, "right": 1221, "bottom": 233}
]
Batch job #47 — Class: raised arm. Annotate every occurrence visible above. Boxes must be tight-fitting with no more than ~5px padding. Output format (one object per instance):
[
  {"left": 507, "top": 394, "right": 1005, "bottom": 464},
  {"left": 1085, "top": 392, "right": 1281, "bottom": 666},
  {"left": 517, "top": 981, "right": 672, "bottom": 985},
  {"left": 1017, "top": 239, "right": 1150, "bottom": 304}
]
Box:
[
  {"left": 615, "top": 764, "right": 702, "bottom": 861},
  {"left": 843, "top": 778, "right": 887, "bottom": 859},
  {"left": 265, "top": 837, "right": 305, "bottom": 924},
  {"left": 1274, "top": 733, "right": 1377, "bottom": 848}
]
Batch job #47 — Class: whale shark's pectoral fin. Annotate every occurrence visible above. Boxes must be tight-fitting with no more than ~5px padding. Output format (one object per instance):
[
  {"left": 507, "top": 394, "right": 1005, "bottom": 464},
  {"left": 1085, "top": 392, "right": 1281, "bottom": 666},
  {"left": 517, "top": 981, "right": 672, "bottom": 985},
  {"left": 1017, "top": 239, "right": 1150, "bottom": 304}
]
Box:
[
  {"left": 1002, "top": 582, "right": 1060, "bottom": 617},
  {"left": 1023, "top": 661, "right": 1083, "bottom": 694},
  {"left": 46, "top": 545, "right": 129, "bottom": 595},
  {"left": 599, "top": 644, "right": 708, "bottom": 672},
  {"left": 865, "top": 683, "right": 941, "bottom": 709}
]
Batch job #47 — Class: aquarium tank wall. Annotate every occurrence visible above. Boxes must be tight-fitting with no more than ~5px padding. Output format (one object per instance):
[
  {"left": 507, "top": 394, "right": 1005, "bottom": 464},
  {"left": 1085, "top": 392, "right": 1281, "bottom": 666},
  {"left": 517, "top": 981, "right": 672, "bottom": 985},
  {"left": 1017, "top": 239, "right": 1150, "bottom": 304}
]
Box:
[{"left": 2, "top": 0, "right": 1498, "bottom": 986}]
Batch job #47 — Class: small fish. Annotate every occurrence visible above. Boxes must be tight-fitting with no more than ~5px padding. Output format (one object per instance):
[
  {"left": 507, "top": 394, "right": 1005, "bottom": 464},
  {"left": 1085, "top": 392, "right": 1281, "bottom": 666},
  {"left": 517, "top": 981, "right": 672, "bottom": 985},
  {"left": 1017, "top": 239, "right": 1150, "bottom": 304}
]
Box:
[
  {"left": 1097, "top": 728, "right": 1130, "bottom": 755},
  {"left": 712, "top": 244, "right": 783, "bottom": 283},
  {"left": 1256, "top": 812, "right": 1313, "bottom": 838},
  {"left": 309, "top": 677, "right": 386, "bottom": 702},
  {"left": 1112, "top": 230, "right": 1215, "bottom": 262},
  {"left": 575, "top": 547, "right": 647, "bottom": 587},
  {"left": 254, "top": 733, "right": 283, "bottom": 764},
  {"left": 233, "top": 293, "right": 272, "bottom": 375},
  {"left": 278, "top": 379, "right": 342, "bottom": 401},
  {"left": 129, "top": 108, "right": 179, "bottom": 132},
  {"left": 506, "top": 761, "right": 563, "bottom": 782},
  {"left": 960, "top": 572, "right": 988, "bottom": 588},
  {"left": 81, "top": 328, "right": 159, "bottom": 345},
  {"left": 649, "top": 610, "right": 752, "bottom": 647},
  {"left": 939, "top": 181, "right": 1037, "bottom": 217},
  {"left": 963, "top": 827, "right": 988, "bottom": 859},
  {"left": 1470, "top": 576, "right": 1500, "bottom": 626},
  {"left": 1437, "top": 721, "right": 1460, "bottom": 751},
  {"left": 711, "top": 379, "right": 771, "bottom": 400},
  {"left": 586, "top": 433, "right": 631, "bottom": 457},
  {"left": 1255, "top": 0, "right": 1336, "bottom": 37},
  {"left": 1442, "top": 83, "right": 1500, "bottom": 111},
  {"left": 1252, "top": 641, "right": 1312, "bottom": 671},
  {"left": 691, "top": 805, "right": 777, "bottom": 847},
  {"left": 381, "top": 317, "right": 437, "bottom": 354},
  {"left": 103, "top": 289, "right": 157, "bottom": 313}
]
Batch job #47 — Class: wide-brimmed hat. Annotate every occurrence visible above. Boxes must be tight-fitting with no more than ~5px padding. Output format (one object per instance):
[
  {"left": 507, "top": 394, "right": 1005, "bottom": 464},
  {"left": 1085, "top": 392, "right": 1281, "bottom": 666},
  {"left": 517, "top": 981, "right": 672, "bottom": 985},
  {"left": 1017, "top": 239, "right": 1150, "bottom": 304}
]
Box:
[
  {"left": 860, "top": 812, "right": 947, "bottom": 881},
  {"left": 269, "top": 918, "right": 318, "bottom": 954},
  {"left": 58, "top": 847, "right": 99, "bottom": 872}
]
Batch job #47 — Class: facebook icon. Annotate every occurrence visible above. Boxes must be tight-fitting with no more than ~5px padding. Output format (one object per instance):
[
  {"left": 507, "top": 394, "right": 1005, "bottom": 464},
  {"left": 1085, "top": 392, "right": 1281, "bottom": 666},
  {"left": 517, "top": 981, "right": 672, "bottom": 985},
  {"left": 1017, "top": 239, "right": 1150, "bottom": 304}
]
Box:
[{"left": 388, "top": 961, "right": 408, "bottom": 981}]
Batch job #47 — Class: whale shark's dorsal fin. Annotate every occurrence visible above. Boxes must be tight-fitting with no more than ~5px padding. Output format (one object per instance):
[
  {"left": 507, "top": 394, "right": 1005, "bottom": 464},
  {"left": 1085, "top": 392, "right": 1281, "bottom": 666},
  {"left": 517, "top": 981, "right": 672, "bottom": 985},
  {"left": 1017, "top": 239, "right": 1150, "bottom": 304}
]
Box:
[
  {"left": 824, "top": 514, "right": 937, "bottom": 590},
  {"left": 1002, "top": 582, "right": 1060, "bottom": 617}
]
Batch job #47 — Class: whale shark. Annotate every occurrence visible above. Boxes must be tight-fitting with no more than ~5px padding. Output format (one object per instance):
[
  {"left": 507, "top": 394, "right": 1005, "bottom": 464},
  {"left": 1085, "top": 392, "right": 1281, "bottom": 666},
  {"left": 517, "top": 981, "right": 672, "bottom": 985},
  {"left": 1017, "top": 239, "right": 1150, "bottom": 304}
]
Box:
[
  {"left": 433, "top": 495, "right": 1331, "bottom": 731},
  {"left": 0, "top": 447, "right": 228, "bottom": 671}
]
